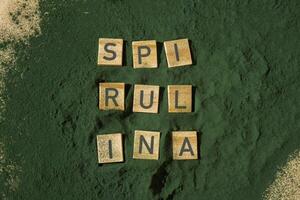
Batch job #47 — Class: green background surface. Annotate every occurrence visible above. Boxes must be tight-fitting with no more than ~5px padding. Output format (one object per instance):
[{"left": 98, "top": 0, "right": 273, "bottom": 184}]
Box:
[{"left": 1, "top": 0, "right": 300, "bottom": 199}]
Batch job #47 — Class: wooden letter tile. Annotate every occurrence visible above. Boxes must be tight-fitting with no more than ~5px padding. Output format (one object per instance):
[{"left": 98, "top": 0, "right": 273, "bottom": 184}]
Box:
[
  {"left": 164, "top": 38, "right": 192, "bottom": 68},
  {"left": 99, "top": 82, "right": 125, "bottom": 111},
  {"left": 132, "top": 40, "right": 157, "bottom": 68},
  {"left": 133, "top": 84, "right": 160, "bottom": 113},
  {"left": 133, "top": 130, "right": 160, "bottom": 160},
  {"left": 96, "top": 133, "right": 124, "bottom": 164},
  {"left": 98, "top": 38, "right": 123, "bottom": 66},
  {"left": 168, "top": 85, "right": 192, "bottom": 113},
  {"left": 172, "top": 131, "right": 198, "bottom": 160}
]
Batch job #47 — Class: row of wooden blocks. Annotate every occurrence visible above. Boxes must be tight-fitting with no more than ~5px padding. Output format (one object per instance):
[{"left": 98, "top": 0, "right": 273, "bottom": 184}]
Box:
[
  {"left": 97, "top": 131, "right": 198, "bottom": 163},
  {"left": 99, "top": 83, "right": 193, "bottom": 113},
  {"left": 98, "top": 38, "right": 192, "bottom": 68}
]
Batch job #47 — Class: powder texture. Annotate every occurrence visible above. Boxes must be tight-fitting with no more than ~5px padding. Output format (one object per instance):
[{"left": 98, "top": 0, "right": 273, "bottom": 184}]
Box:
[
  {"left": 264, "top": 150, "right": 300, "bottom": 200},
  {"left": 0, "top": 0, "right": 41, "bottom": 198},
  {"left": 0, "top": 1, "right": 300, "bottom": 200},
  {"left": 0, "top": 0, "right": 41, "bottom": 43}
]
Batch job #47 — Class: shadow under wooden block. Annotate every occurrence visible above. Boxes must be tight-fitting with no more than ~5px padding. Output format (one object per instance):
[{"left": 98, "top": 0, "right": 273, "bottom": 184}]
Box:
[
  {"left": 133, "top": 130, "right": 160, "bottom": 160},
  {"left": 132, "top": 40, "right": 158, "bottom": 68},
  {"left": 96, "top": 133, "right": 124, "bottom": 164},
  {"left": 98, "top": 38, "right": 123, "bottom": 66},
  {"left": 99, "top": 82, "right": 125, "bottom": 111},
  {"left": 172, "top": 131, "right": 198, "bottom": 160},
  {"left": 164, "top": 38, "right": 192, "bottom": 68},
  {"left": 168, "top": 85, "right": 192, "bottom": 113},
  {"left": 133, "top": 84, "right": 160, "bottom": 113}
]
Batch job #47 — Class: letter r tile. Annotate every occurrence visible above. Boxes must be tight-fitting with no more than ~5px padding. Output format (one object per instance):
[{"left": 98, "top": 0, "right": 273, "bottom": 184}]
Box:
[
  {"left": 133, "top": 84, "right": 160, "bottom": 113},
  {"left": 99, "top": 82, "right": 125, "bottom": 111},
  {"left": 97, "top": 133, "right": 124, "bottom": 164},
  {"left": 98, "top": 38, "right": 123, "bottom": 66},
  {"left": 133, "top": 130, "right": 160, "bottom": 160},
  {"left": 132, "top": 40, "right": 157, "bottom": 68},
  {"left": 172, "top": 131, "right": 198, "bottom": 160},
  {"left": 168, "top": 85, "right": 192, "bottom": 113},
  {"left": 164, "top": 38, "right": 192, "bottom": 68}
]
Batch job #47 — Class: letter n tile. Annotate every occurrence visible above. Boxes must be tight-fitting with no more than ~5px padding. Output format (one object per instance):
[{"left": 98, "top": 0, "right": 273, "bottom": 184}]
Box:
[{"left": 133, "top": 130, "right": 160, "bottom": 160}]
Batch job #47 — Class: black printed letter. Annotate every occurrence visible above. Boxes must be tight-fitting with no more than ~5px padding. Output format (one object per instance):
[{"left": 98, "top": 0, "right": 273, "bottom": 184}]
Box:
[
  {"left": 139, "top": 135, "right": 154, "bottom": 154},
  {"left": 108, "top": 140, "right": 113, "bottom": 158},
  {"left": 179, "top": 137, "right": 194, "bottom": 156},
  {"left": 175, "top": 90, "right": 186, "bottom": 109},
  {"left": 137, "top": 46, "right": 151, "bottom": 64},
  {"left": 103, "top": 43, "right": 117, "bottom": 61},
  {"left": 140, "top": 90, "right": 154, "bottom": 109},
  {"left": 174, "top": 43, "right": 180, "bottom": 61},
  {"left": 105, "top": 88, "right": 119, "bottom": 106}
]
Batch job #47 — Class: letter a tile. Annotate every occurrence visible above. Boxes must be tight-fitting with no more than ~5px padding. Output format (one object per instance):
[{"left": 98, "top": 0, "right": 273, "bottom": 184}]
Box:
[
  {"left": 168, "top": 85, "right": 192, "bottom": 113},
  {"left": 133, "top": 84, "right": 160, "bottom": 113},
  {"left": 164, "top": 38, "right": 192, "bottom": 68},
  {"left": 172, "top": 131, "right": 198, "bottom": 160},
  {"left": 132, "top": 40, "right": 157, "bottom": 68},
  {"left": 133, "top": 130, "right": 160, "bottom": 160},
  {"left": 96, "top": 133, "right": 124, "bottom": 164},
  {"left": 98, "top": 38, "right": 123, "bottom": 66},
  {"left": 99, "top": 82, "right": 125, "bottom": 111}
]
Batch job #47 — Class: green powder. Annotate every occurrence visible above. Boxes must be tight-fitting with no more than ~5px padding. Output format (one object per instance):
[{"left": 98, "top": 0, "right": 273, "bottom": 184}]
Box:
[{"left": 1, "top": 0, "right": 300, "bottom": 199}]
